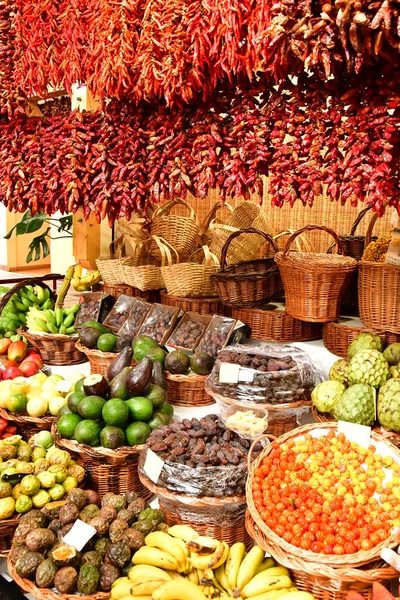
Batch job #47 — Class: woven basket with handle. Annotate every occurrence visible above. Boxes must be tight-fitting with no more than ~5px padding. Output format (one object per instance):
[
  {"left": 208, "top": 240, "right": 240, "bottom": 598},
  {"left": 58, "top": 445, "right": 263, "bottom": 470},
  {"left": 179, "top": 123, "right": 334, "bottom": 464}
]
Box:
[
  {"left": 201, "top": 202, "right": 233, "bottom": 246},
  {"left": 96, "top": 236, "right": 134, "bottom": 285},
  {"left": 359, "top": 205, "right": 400, "bottom": 333},
  {"left": 274, "top": 225, "right": 357, "bottom": 323},
  {"left": 161, "top": 245, "right": 219, "bottom": 298},
  {"left": 212, "top": 228, "right": 283, "bottom": 308},
  {"left": 121, "top": 235, "right": 178, "bottom": 291},
  {"left": 150, "top": 199, "right": 200, "bottom": 259},
  {"left": 322, "top": 320, "right": 400, "bottom": 358}
]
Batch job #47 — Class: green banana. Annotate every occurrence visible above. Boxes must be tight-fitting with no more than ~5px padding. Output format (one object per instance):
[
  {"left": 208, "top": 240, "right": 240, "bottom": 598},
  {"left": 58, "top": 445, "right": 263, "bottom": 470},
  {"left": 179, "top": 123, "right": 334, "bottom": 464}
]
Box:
[
  {"left": 63, "top": 313, "right": 75, "bottom": 328},
  {"left": 32, "top": 318, "right": 49, "bottom": 332},
  {"left": 44, "top": 309, "right": 56, "bottom": 325},
  {"left": 17, "top": 313, "right": 26, "bottom": 325},
  {"left": 41, "top": 298, "right": 53, "bottom": 310},
  {"left": 65, "top": 326, "right": 76, "bottom": 335},
  {"left": 34, "top": 285, "right": 45, "bottom": 303},
  {"left": 27, "top": 290, "right": 41, "bottom": 305},
  {"left": 41, "top": 287, "right": 50, "bottom": 303},
  {"left": 20, "top": 296, "right": 31, "bottom": 309},
  {"left": 24, "top": 285, "right": 33, "bottom": 292},
  {"left": 47, "top": 322, "right": 59, "bottom": 334},
  {"left": 13, "top": 299, "right": 26, "bottom": 312},
  {"left": 29, "top": 307, "right": 47, "bottom": 322},
  {"left": 55, "top": 307, "right": 63, "bottom": 328},
  {"left": 59, "top": 324, "right": 67, "bottom": 335},
  {"left": 18, "top": 289, "right": 31, "bottom": 302},
  {"left": 64, "top": 304, "right": 80, "bottom": 316}
]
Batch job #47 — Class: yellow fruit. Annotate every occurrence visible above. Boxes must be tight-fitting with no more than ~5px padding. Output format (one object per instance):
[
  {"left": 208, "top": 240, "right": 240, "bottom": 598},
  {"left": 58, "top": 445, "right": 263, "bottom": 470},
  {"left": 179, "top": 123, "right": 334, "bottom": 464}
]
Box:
[
  {"left": 48, "top": 396, "right": 67, "bottom": 416},
  {"left": 0, "top": 496, "right": 15, "bottom": 519},
  {"left": 26, "top": 397, "right": 48, "bottom": 417}
]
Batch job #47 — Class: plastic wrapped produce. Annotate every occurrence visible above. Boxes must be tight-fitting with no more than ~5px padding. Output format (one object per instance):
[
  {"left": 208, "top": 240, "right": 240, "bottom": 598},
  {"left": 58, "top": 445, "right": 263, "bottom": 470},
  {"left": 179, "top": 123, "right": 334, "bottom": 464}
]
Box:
[
  {"left": 206, "top": 344, "right": 323, "bottom": 404},
  {"left": 117, "top": 298, "right": 151, "bottom": 338},
  {"left": 137, "top": 304, "right": 180, "bottom": 345},
  {"left": 103, "top": 295, "right": 136, "bottom": 331},
  {"left": 196, "top": 315, "right": 238, "bottom": 357},
  {"left": 166, "top": 313, "right": 210, "bottom": 352}
]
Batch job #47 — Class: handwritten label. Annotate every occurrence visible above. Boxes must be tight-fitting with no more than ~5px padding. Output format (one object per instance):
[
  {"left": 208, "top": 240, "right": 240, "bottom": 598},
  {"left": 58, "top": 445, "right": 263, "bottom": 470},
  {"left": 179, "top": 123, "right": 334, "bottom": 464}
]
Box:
[
  {"left": 62, "top": 519, "right": 96, "bottom": 551},
  {"left": 143, "top": 448, "right": 165, "bottom": 484},
  {"left": 219, "top": 363, "right": 240, "bottom": 384},
  {"left": 337, "top": 421, "right": 371, "bottom": 448}
]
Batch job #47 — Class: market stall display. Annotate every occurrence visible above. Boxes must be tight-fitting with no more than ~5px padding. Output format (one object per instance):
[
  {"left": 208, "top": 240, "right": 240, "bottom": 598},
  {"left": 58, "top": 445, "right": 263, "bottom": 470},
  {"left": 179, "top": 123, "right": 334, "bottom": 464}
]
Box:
[
  {"left": 160, "top": 291, "right": 222, "bottom": 316},
  {"left": 161, "top": 246, "right": 220, "bottom": 299}
]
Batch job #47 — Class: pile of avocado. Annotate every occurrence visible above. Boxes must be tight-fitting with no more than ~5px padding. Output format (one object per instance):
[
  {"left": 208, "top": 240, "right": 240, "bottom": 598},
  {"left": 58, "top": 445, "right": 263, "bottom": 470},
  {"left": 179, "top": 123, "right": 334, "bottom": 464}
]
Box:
[
  {"left": 165, "top": 349, "right": 215, "bottom": 376},
  {"left": 56, "top": 336, "right": 174, "bottom": 449},
  {"left": 78, "top": 321, "right": 138, "bottom": 354},
  {"left": 9, "top": 489, "right": 166, "bottom": 594}
]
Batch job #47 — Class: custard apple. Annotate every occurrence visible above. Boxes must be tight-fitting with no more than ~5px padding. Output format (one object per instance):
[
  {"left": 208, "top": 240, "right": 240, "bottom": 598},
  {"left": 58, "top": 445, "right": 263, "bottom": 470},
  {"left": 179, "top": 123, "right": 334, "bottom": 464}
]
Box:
[
  {"left": 333, "top": 384, "right": 375, "bottom": 426},
  {"left": 329, "top": 360, "right": 349, "bottom": 386},
  {"left": 377, "top": 379, "right": 400, "bottom": 432},
  {"left": 389, "top": 364, "right": 400, "bottom": 379},
  {"left": 347, "top": 349, "right": 389, "bottom": 388},
  {"left": 348, "top": 333, "right": 383, "bottom": 359},
  {"left": 383, "top": 343, "right": 400, "bottom": 366},
  {"left": 311, "top": 380, "right": 345, "bottom": 413}
]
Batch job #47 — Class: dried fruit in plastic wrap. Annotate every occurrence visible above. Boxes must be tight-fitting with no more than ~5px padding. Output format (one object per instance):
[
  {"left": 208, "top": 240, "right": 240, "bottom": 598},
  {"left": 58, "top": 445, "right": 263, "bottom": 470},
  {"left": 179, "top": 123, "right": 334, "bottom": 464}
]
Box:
[
  {"left": 75, "top": 292, "right": 105, "bottom": 329},
  {"left": 117, "top": 298, "right": 152, "bottom": 338},
  {"left": 205, "top": 344, "right": 323, "bottom": 405},
  {"left": 166, "top": 312, "right": 211, "bottom": 352},
  {"left": 103, "top": 294, "right": 136, "bottom": 331},
  {"left": 159, "top": 496, "right": 247, "bottom": 528},
  {"left": 137, "top": 303, "right": 180, "bottom": 345},
  {"left": 197, "top": 315, "right": 237, "bottom": 357},
  {"left": 219, "top": 403, "right": 268, "bottom": 440}
]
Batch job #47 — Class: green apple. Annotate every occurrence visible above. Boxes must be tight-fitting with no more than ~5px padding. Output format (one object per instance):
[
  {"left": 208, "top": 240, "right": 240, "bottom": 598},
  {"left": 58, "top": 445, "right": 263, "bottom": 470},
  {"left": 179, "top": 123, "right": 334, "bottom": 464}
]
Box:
[{"left": 30, "top": 372, "right": 48, "bottom": 387}]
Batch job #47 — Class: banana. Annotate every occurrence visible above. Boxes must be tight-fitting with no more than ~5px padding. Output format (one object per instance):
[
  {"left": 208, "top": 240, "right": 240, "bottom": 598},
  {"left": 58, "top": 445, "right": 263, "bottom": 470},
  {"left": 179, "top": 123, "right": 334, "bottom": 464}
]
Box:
[
  {"left": 71, "top": 277, "right": 81, "bottom": 289},
  {"left": 145, "top": 532, "right": 188, "bottom": 571},
  {"left": 236, "top": 546, "right": 265, "bottom": 591},
  {"left": 226, "top": 542, "right": 246, "bottom": 590},
  {"left": 63, "top": 313, "right": 75, "bottom": 328},
  {"left": 59, "top": 324, "right": 67, "bottom": 335},
  {"left": 44, "top": 309, "right": 56, "bottom": 324},
  {"left": 65, "top": 326, "right": 76, "bottom": 334},
  {"left": 259, "top": 568, "right": 290, "bottom": 578},
  {"left": 13, "top": 299, "right": 27, "bottom": 312},
  {"left": 110, "top": 581, "right": 133, "bottom": 599},
  {"left": 55, "top": 307, "right": 64, "bottom": 328},
  {"left": 164, "top": 570, "right": 186, "bottom": 582},
  {"left": 132, "top": 547, "right": 180, "bottom": 571},
  {"left": 130, "top": 579, "right": 167, "bottom": 596},
  {"left": 274, "top": 593, "right": 314, "bottom": 600},
  {"left": 128, "top": 565, "right": 171, "bottom": 584},
  {"left": 20, "top": 296, "right": 31, "bottom": 309},
  {"left": 187, "top": 569, "right": 199, "bottom": 585},
  {"left": 64, "top": 303, "right": 80, "bottom": 316},
  {"left": 215, "top": 564, "right": 232, "bottom": 595},
  {"left": 208, "top": 541, "right": 229, "bottom": 570},
  {"left": 190, "top": 552, "right": 215, "bottom": 570},
  {"left": 241, "top": 574, "right": 292, "bottom": 598},
  {"left": 168, "top": 525, "right": 199, "bottom": 543},
  {"left": 47, "top": 322, "right": 59, "bottom": 334},
  {"left": 72, "top": 264, "right": 82, "bottom": 278},
  {"left": 287, "top": 588, "right": 299, "bottom": 592},
  {"left": 152, "top": 580, "right": 208, "bottom": 600},
  {"left": 187, "top": 536, "right": 219, "bottom": 555},
  {"left": 27, "top": 289, "right": 41, "bottom": 305},
  {"left": 32, "top": 317, "right": 49, "bottom": 332},
  {"left": 255, "top": 559, "right": 275, "bottom": 575},
  {"left": 34, "top": 285, "right": 45, "bottom": 304},
  {"left": 42, "top": 287, "right": 50, "bottom": 302},
  {"left": 41, "top": 298, "right": 53, "bottom": 310},
  {"left": 249, "top": 590, "right": 293, "bottom": 600}
]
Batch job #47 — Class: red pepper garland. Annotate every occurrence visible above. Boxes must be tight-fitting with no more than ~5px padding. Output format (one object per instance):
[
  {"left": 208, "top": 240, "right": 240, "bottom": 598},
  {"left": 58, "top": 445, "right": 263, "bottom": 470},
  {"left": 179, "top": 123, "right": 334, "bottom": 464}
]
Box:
[{"left": 0, "top": 0, "right": 26, "bottom": 122}]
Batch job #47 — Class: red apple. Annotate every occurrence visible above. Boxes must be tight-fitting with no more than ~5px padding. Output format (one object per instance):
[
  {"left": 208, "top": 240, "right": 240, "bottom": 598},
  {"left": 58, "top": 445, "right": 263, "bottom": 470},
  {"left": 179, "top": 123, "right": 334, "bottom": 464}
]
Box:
[
  {"left": 3, "top": 360, "right": 18, "bottom": 369},
  {"left": 19, "top": 361, "right": 39, "bottom": 377},
  {"left": 0, "top": 339, "right": 12, "bottom": 355},
  {"left": 7, "top": 341, "right": 28, "bottom": 362},
  {"left": 0, "top": 356, "right": 9, "bottom": 368},
  {"left": 2, "top": 367, "right": 23, "bottom": 380},
  {"left": 23, "top": 352, "right": 43, "bottom": 369}
]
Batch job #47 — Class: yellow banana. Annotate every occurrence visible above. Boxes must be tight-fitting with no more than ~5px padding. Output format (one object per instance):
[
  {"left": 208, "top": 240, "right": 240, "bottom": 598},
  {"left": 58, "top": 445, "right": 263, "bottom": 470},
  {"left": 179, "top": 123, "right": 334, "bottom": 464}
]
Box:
[
  {"left": 110, "top": 581, "right": 133, "bottom": 599},
  {"left": 249, "top": 590, "right": 293, "bottom": 600},
  {"left": 208, "top": 541, "right": 229, "bottom": 570},
  {"left": 132, "top": 547, "right": 179, "bottom": 571},
  {"left": 275, "top": 594, "right": 313, "bottom": 600},
  {"left": 164, "top": 570, "right": 186, "bottom": 581},
  {"left": 236, "top": 546, "right": 265, "bottom": 591},
  {"left": 168, "top": 524, "right": 199, "bottom": 542},
  {"left": 226, "top": 542, "right": 246, "bottom": 590},
  {"left": 215, "top": 563, "right": 232, "bottom": 595},
  {"left": 253, "top": 567, "right": 289, "bottom": 578},
  {"left": 255, "top": 558, "right": 275, "bottom": 575},
  {"left": 187, "top": 535, "right": 219, "bottom": 554},
  {"left": 145, "top": 532, "right": 188, "bottom": 571},
  {"left": 190, "top": 551, "right": 215, "bottom": 570},
  {"left": 130, "top": 579, "right": 167, "bottom": 596},
  {"left": 287, "top": 588, "right": 299, "bottom": 593},
  {"left": 73, "top": 264, "right": 82, "bottom": 278},
  {"left": 187, "top": 569, "right": 199, "bottom": 585},
  {"left": 117, "top": 596, "right": 150, "bottom": 600},
  {"left": 128, "top": 565, "right": 171, "bottom": 583},
  {"left": 152, "top": 580, "right": 208, "bottom": 600},
  {"left": 242, "top": 574, "right": 293, "bottom": 598}
]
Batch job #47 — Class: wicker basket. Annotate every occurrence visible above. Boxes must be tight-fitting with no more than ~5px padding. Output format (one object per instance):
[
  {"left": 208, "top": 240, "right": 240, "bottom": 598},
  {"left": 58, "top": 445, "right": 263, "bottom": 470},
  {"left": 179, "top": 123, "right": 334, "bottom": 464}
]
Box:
[
  {"left": 160, "top": 291, "right": 222, "bottom": 315},
  {"left": 166, "top": 373, "right": 215, "bottom": 407},
  {"left": 19, "top": 327, "right": 85, "bottom": 366},
  {"left": 161, "top": 246, "right": 220, "bottom": 298},
  {"left": 0, "top": 517, "right": 19, "bottom": 557},
  {"left": 207, "top": 390, "right": 310, "bottom": 437},
  {"left": 121, "top": 235, "right": 178, "bottom": 292},
  {"left": 246, "top": 511, "right": 397, "bottom": 600},
  {"left": 0, "top": 278, "right": 55, "bottom": 337},
  {"left": 139, "top": 470, "right": 252, "bottom": 549},
  {"left": 75, "top": 340, "right": 135, "bottom": 378},
  {"left": 322, "top": 320, "right": 400, "bottom": 358},
  {"left": 150, "top": 199, "right": 200, "bottom": 259},
  {"left": 93, "top": 283, "right": 160, "bottom": 303},
  {"left": 52, "top": 424, "right": 150, "bottom": 498},
  {"left": 201, "top": 202, "right": 233, "bottom": 246},
  {"left": 96, "top": 236, "right": 133, "bottom": 286},
  {"left": 8, "top": 556, "right": 110, "bottom": 600},
  {"left": 246, "top": 423, "right": 400, "bottom": 567},
  {"left": 231, "top": 305, "right": 322, "bottom": 342},
  {"left": 274, "top": 225, "right": 357, "bottom": 323},
  {"left": 0, "top": 407, "right": 55, "bottom": 439},
  {"left": 211, "top": 228, "right": 283, "bottom": 308}
]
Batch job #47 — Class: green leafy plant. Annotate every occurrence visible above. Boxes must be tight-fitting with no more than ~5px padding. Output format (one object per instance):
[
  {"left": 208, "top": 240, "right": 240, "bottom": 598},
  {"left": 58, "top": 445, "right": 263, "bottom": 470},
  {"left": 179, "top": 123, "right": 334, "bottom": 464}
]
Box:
[{"left": 5, "top": 210, "right": 72, "bottom": 263}]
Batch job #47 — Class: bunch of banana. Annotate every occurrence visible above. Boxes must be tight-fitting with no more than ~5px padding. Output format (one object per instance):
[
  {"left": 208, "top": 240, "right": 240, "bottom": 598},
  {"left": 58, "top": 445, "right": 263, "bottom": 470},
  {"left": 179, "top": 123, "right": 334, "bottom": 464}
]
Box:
[
  {"left": 26, "top": 304, "right": 80, "bottom": 335},
  {"left": 110, "top": 525, "right": 316, "bottom": 600},
  {"left": 69, "top": 264, "right": 102, "bottom": 292},
  {"left": 0, "top": 284, "right": 55, "bottom": 337}
]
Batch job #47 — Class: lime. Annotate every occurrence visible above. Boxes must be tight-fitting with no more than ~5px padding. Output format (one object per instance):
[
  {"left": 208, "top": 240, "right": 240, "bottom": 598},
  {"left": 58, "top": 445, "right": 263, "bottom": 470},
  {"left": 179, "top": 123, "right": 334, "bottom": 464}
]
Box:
[
  {"left": 67, "top": 391, "right": 86, "bottom": 414},
  {"left": 146, "top": 384, "right": 167, "bottom": 409},
  {"left": 62, "top": 476, "right": 78, "bottom": 492},
  {"left": 74, "top": 378, "right": 85, "bottom": 394},
  {"left": 35, "top": 431, "right": 54, "bottom": 449},
  {"left": 74, "top": 420, "right": 102, "bottom": 446},
  {"left": 159, "top": 402, "right": 174, "bottom": 419},
  {"left": 49, "top": 483, "right": 66, "bottom": 501},
  {"left": 97, "top": 333, "right": 118, "bottom": 353},
  {"left": 57, "top": 414, "right": 82, "bottom": 439},
  {"left": 126, "top": 397, "right": 153, "bottom": 422},
  {"left": 15, "top": 494, "right": 32, "bottom": 514},
  {"left": 147, "top": 411, "right": 170, "bottom": 430},
  {"left": 58, "top": 404, "right": 73, "bottom": 417},
  {"left": 77, "top": 395, "right": 106, "bottom": 420},
  {"left": 146, "top": 347, "right": 166, "bottom": 364},
  {"left": 125, "top": 422, "right": 152, "bottom": 446},
  {"left": 102, "top": 398, "right": 129, "bottom": 427},
  {"left": 133, "top": 335, "right": 158, "bottom": 362},
  {"left": 20, "top": 474, "right": 41, "bottom": 496},
  {"left": 6, "top": 393, "right": 27, "bottom": 414},
  {"left": 100, "top": 426, "right": 125, "bottom": 449},
  {"left": 31, "top": 446, "right": 46, "bottom": 461}
]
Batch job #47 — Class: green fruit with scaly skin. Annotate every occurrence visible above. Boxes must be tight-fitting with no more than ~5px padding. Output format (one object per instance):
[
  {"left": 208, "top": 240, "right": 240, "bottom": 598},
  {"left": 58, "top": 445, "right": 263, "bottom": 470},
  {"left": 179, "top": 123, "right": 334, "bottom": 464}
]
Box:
[
  {"left": 333, "top": 383, "right": 375, "bottom": 426},
  {"left": 377, "top": 379, "right": 400, "bottom": 433},
  {"left": 347, "top": 333, "right": 383, "bottom": 359},
  {"left": 347, "top": 349, "right": 389, "bottom": 388},
  {"left": 329, "top": 360, "right": 349, "bottom": 386},
  {"left": 311, "top": 380, "right": 345, "bottom": 414}
]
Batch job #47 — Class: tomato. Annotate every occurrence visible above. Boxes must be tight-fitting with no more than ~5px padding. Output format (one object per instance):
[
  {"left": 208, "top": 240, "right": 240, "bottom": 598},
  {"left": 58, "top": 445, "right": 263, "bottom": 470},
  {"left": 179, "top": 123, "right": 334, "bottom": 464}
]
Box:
[
  {"left": 322, "top": 544, "right": 334, "bottom": 554},
  {"left": 333, "top": 545, "right": 345, "bottom": 555},
  {"left": 311, "top": 541, "right": 323, "bottom": 553},
  {"left": 360, "top": 539, "right": 374, "bottom": 550},
  {"left": 344, "top": 541, "right": 357, "bottom": 554}
]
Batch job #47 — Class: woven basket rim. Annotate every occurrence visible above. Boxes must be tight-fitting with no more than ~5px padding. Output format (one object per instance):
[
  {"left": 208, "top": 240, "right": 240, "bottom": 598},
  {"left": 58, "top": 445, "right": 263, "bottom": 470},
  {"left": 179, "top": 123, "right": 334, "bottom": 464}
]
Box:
[
  {"left": 275, "top": 251, "right": 357, "bottom": 267},
  {"left": 20, "top": 328, "right": 78, "bottom": 342},
  {"left": 246, "top": 422, "right": 400, "bottom": 567},
  {"left": 75, "top": 340, "right": 117, "bottom": 359},
  {"left": 52, "top": 422, "right": 143, "bottom": 458},
  {"left": 206, "top": 389, "right": 311, "bottom": 411},
  {"left": 139, "top": 469, "right": 246, "bottom": 506},
  {"left": 166, "top": 372, "right": 208, "bottom": 382},
  {"left": 0, "top": 407, "right": 55, "bottom": 425},
  {"left": 360, "top": 260, "right": 400, "bottom": 270},
  {"left": 160, "top": 291, "right": 219, "bottom": 302}
]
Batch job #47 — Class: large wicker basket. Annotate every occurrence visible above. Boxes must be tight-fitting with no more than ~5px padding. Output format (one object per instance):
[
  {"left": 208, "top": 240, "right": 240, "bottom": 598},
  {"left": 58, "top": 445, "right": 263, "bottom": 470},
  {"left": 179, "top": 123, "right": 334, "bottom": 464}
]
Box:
[
  {"left": 94, "top": 282, "right": 160, "bottom": 303},
  {"left": 166, "top": 373, "right": 215, "bottom": 407},
  {"left": 0, "top": 517, "right": 19, "bottom": 557},
  {"left": 212, "top": 228, "right": 283, "bottom": 308},
  {"left": 19, "top": 327, "right": 85, "bottom": 366},
  {"left": 96, "top": 236, "right": 130, "bottom": 286},
  {"left": 0, "top": 407, "right": 55, "bottom": 439},
  {"left": 150, "top": 199, "right": 200, "bottom": 259},
  {"left": 246, "top": 511, "right": 397, "bottom": 600},
  {"left": 139, "top": 470, "right": 252, "bottom": 549},
  {"left": 232, "top": 305, "right": 322, "bottom": 342},
  {"left": 160, "top": 291, "right": 221, "bottom": 315},
  {"left": 75, "top": 340, "right": 135, "bottom": 378},
  {"left": 246, "top": 423, "right": 400, "bottom": 568},
  {"left": 8, "top": 556, "right": 110, "bottom": 600},
  {"left": 274, "top": 225, "right": 357, "bottom": 323},
  {"left": 52, "top": 424, "right": 150, "bottom": 498},
  {"left": 161, "top": 245, "right": 220, "bottom": 298},
  {"left": 322, "top": 320, "right": 400, "bottom": 358}
]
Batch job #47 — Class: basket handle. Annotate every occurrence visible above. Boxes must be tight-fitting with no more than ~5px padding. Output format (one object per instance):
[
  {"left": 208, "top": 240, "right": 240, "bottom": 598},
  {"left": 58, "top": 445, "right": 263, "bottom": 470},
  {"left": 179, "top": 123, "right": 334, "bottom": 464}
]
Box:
[
  {"left": 138, "top": 235, "right": 179, "bottom": 267},
  {"left": 201, "top": 202, "right": 234, "bottom": 234},
  {"left": 221, "top": 228, "right": 280, "bottom": 268},
  {"left": 364, "top": 198, "right": 393, "bottom": 248},
  {"left": 190, "top": 245, "right": 220, "bottom": 266},
  {"left": 109, "top": 235, "right": 127, "bottom": 259},
  {"left": 281, "top": 225, "right": 346, "bottom": 256},
  {"left": 350, "top": 204, "right": 374, "bottom": 235},
  {"left": 0, "top": 278, "right": 54, "bottom": 316},
  {"left": 247, "top": 434, "right": 277, "bottom": 471},
  {"left": 152, "top": 199, "right": 198, "bottom": 224}
]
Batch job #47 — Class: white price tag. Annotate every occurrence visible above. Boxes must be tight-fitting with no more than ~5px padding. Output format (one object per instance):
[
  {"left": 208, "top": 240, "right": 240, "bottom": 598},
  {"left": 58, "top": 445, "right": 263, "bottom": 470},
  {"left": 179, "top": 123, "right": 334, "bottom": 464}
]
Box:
[
  {"left": 62, "top": 519, "right": 96, "bottom": 551},
  {"left": 238, "top": 368, "right": 255, "bottom": 383},
  {"left": 219, "top": 363, "right": 240, "bottom": 384},
  {"left": 337, "top": 420, "right": 371, "bottom": 448},
  {"left": 143, "top": 448, "right": 165, "bottom": 484}
]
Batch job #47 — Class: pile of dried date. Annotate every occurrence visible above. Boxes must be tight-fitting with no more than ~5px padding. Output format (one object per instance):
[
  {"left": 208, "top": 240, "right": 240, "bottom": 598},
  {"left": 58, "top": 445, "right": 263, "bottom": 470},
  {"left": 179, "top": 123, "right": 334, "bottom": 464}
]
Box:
[{"left": 219, "top": 349, "right": 296, "bottom": 372}]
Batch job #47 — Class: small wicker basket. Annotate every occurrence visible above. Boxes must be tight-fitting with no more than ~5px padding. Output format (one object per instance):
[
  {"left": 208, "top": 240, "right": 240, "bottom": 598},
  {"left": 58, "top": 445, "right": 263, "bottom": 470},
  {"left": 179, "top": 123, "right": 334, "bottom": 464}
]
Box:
[
  {"left": 121, "top": 235, "right": 178, "bottom": 291},
  {"left": 96, "top": 236, "right": 131, "bottom": 286},
  {"left": 160, "top": 291, "right": 222, "bottom": 315},
  {"left": 166, "top": 373, "right": 215, "bottom": 407},
  {"left": 150, "top": 199, "right": 200, "bottom": 259},
  {"left": 161, "top": 245, "right": 220, "bottom": 298},
  {"left": 19, "top": 327, "right": 85, "bottom": 366},
  {"left": 0, "top": 407, "right": 55, "bottom": 439},
  {"left": 52, "top": 424, "right": 150, "bottom": 498},
  {"left": 322, "top": 320, "right": 400, "bottom": 358},
  {"left": 0, "top": 517, "right": 19, "bottom": 557},
  {"left": 75, "top": 340, "right": 135, "bottom": 378},
  {"left": 139, "top": 470, "right": 252, "bottom": 549},
  {"left": 201, "top": 202, "right": 233, "bottom": 246},
  {"left": 274, "top": 225, "right": 357, "bottom": 323}
]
